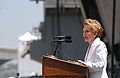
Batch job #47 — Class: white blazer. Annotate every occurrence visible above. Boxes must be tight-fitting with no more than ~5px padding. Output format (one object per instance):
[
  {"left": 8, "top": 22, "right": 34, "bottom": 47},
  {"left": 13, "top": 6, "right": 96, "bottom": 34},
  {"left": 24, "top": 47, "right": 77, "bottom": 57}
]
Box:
[{"left": 84, "top": 37, "right": 108, "bottom": 78}]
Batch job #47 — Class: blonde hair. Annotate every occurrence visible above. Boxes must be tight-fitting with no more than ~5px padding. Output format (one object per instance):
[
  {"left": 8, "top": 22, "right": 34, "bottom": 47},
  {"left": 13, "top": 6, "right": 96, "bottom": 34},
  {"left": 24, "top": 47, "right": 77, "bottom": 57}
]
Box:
[{"left": 84, "top": 19, "right": 103, "bottom": 37}]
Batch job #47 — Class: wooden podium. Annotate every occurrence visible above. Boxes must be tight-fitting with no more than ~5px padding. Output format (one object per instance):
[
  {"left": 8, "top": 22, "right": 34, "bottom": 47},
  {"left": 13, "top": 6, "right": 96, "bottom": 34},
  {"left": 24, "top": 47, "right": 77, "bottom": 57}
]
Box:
[{"left": 42, "top": 55, "right": 88, "bottom": 78}]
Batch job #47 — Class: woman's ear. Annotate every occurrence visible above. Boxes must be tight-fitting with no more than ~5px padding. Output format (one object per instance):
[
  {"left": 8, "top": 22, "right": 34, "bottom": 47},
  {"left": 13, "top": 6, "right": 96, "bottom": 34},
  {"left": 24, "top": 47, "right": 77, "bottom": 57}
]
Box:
[{"left": 93, "top": 32, "right": 97, "bottom": 38}]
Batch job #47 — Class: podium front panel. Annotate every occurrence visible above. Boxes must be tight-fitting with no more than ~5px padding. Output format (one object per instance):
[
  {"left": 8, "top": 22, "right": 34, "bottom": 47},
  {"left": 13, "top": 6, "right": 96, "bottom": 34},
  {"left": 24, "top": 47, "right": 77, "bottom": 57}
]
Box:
[{"left": 42, "top": 56, "right": 88, "bottom": 78}]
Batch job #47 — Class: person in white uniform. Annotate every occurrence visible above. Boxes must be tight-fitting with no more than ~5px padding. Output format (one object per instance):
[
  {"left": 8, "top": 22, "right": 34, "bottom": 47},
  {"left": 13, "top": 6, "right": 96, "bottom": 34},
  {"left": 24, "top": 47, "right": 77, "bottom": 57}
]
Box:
[{"left": 79, "top": 19, "right": 108, "bottom": 78}]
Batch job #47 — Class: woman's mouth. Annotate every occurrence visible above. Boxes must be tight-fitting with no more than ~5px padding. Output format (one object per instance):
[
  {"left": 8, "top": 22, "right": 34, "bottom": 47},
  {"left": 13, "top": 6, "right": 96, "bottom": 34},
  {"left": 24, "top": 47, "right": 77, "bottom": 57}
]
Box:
[{"left": 84, "top": 37, "right": 88, "bottom": 39}]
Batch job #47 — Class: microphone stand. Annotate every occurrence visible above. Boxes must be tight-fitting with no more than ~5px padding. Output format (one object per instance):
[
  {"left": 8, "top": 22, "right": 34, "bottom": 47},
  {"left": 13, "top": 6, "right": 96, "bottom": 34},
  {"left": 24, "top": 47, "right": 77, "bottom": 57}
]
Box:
[{"left": 54, "top": 41, "right": 61, "bottom": 56}]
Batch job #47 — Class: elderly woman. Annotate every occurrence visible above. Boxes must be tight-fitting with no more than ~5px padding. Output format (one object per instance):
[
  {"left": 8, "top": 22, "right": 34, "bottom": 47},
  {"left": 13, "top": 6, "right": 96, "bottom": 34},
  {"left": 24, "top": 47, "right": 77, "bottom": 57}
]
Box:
[{"left": 79, "top": 19, "right": 108, "bottom": 78}]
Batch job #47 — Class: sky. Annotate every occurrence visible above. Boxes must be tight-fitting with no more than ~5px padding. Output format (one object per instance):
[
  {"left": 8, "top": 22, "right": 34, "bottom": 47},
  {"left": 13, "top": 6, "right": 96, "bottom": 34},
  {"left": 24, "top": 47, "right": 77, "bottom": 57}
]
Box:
[{"left": 0, "top": 0, "right": 44, "bottom": 49}]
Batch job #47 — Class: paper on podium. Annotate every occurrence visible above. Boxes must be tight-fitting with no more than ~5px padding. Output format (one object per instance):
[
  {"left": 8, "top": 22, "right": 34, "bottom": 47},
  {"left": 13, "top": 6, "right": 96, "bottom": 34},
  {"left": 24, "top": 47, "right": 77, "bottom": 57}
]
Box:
[{"left": 77, "top": 60, "right": 86, "bottom": 66}]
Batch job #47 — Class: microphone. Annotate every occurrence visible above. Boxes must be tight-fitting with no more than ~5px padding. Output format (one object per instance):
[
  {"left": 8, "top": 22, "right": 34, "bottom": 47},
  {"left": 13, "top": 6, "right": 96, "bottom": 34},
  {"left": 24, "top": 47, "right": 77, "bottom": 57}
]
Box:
[
  {"left": 53, "top": 39, "right": 72, "bottom": 43},
  {"left": 53, "top": 35, "right": 72, "bottom": 39}
]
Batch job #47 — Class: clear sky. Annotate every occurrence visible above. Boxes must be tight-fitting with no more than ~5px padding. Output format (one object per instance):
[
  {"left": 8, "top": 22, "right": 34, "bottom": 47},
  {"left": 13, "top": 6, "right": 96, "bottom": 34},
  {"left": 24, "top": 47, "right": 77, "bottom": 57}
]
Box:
[{"left": 0, "top": 0, "right": 44, "bottom": 49}]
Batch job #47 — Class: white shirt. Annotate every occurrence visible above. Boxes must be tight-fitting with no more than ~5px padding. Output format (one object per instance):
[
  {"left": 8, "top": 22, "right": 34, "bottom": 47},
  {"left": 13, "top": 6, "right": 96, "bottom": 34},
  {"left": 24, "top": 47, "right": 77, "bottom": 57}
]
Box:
[{"left": 84, "top": 37, "right": 108, "bottom": 78}]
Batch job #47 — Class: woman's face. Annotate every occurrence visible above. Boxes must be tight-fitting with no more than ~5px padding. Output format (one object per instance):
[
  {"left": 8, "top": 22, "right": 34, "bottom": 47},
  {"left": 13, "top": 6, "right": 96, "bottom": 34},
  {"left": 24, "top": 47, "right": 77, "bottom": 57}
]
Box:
[{"left": 83, "top": 25, "right": 95, "bottom": 45}]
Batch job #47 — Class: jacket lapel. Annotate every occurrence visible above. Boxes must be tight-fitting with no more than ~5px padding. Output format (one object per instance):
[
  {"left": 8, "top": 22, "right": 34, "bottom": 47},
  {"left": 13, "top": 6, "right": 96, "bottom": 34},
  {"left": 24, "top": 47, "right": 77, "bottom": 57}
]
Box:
[
  {"left": 87, "top": 44, "right": 95, "bottom": 61},
  {"left": 84, "top": 46, "right": 90, "bottom": 62}
]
